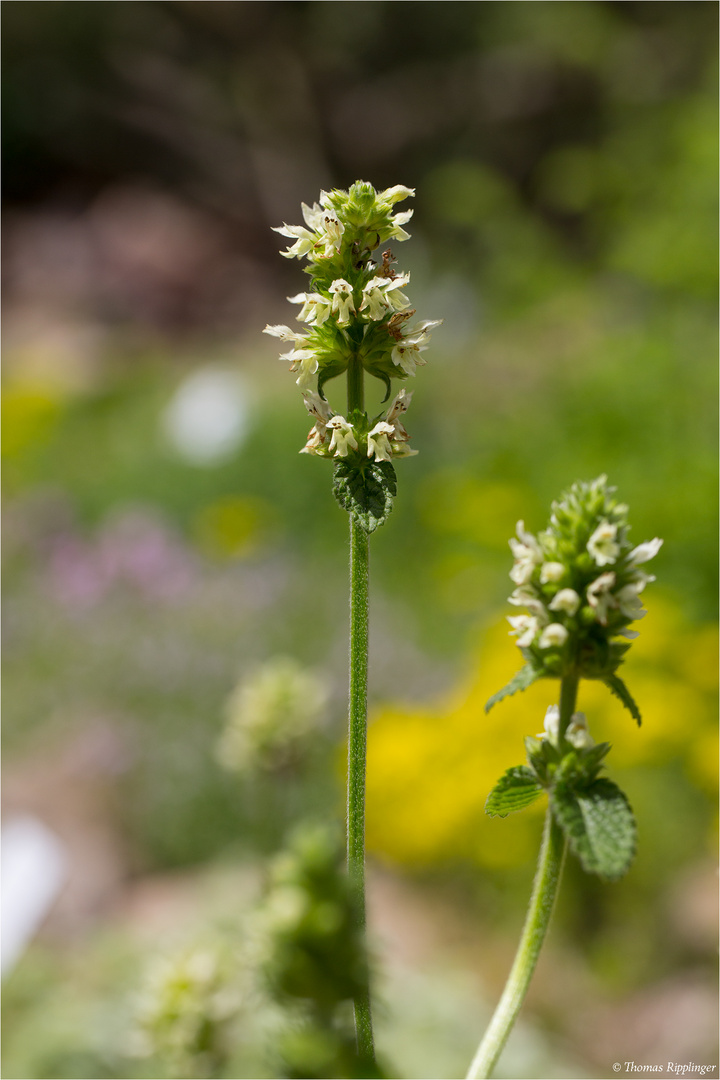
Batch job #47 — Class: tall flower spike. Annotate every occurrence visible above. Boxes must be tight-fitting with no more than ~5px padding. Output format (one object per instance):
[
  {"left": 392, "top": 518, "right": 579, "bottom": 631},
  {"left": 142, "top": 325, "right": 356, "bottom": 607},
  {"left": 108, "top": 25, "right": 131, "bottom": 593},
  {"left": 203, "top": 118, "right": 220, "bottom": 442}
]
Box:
[
  {"left": 265, "top": 182, "right": 439, "bottom": 1067},
  {"left": 265, "top": 181, "right": 441, "bottom": 513}
]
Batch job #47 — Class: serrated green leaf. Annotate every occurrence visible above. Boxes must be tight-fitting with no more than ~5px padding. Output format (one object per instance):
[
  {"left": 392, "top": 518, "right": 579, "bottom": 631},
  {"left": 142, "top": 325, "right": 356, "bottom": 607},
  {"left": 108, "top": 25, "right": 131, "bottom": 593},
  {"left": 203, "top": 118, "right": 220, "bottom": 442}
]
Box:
[
  {"left": 485, "top": 766, "right": 544, "bottom": 818},
  {"left": 485, "top": 664, "right": 541, "bottom": 713},
  {"left": 550, "top": 778, "right": 636, "bottom": 880},
  {"left": 603, "top": 674, "right": 642, "bottom": 726},
  {"left": 332, "top": 460, "right": 397, "bottom": 533}
]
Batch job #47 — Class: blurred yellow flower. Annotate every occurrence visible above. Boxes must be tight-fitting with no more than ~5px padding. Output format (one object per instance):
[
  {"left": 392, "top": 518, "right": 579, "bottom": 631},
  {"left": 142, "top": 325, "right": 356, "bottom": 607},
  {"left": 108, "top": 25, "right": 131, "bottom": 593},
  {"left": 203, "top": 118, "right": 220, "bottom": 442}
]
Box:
[
  {"left": 193, "top": 495, "right": 275, "bottom": 559},
  {"left": 2, "top": 385, "right": 61, "bottom": 459}
]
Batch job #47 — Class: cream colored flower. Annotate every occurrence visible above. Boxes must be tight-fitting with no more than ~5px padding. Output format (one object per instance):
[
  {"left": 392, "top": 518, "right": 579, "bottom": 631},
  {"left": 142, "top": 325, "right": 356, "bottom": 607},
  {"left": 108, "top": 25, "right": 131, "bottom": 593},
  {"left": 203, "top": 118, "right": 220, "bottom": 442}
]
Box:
[
  {"left": 540, "top": 705, "right": 560, "bottom": 742},
  {"left": 586, "top": 571, "right": 618, "bottom": 625},
  {"left": 367, "top": 422, "right": 394, "bottom": 462},
  {"left": 616, "top": 581, "right": 647, "bottom": 621},
  {"left": 548, "top": 589, "right": 581, "bottom": 616},
  {"left": 327, "top": 416, "right": 358, "bottom": 458},
  {"left": 359, "top": 273, "right": 411, "bottom": 320},
  {"left": 321, "top": 212, "right": 344, "bottom": 255},
  {"left": 279, "top": 348, "right": 319, "bottom": 390},
  {"left": 508, "top": 613, "right": 543, "bottom": 647},
  {"left": 272, "top": 222, "right": 316, "bottom": 260},
  {"left": 538, "top": 622, "right": 569, "bottom": 649},
  {"left": 540, "top": 562, "right": 565, "bottom": 584},
  {"left": 391, "top": 340, "right": 426, "bottom": 376},
  {"left": 287, "top": 292, "right": 333, "bottom": 326},
  {"left": 383, "top": 272, "right": 412, "bottom": 311},
  {"left": 263, "top": 324, "right": 309, "bottom": 343},
  {"left": 384, "top": 388, "right": 413, "bottom": 441},
  {"left": 627, "top": 537, "right": 663, "bottom": 566},
  {"left": 565, "top": 712, "right": 594, "bottom": 750},
  {"left": 587, "top": 521, "right": 620, "bottom": 566},
  {"left": 509, "top": 521, "right": 543, "bottom": 585},
  {"left": 300, "top": 392, "right": 334, "bottom": 453},
  {"left": 359, "top": 278, "right": 391, "bottom": 321},
  {"left": 391, "top": 319, "right": 442, "bottom": 375},
  {"left": 379, "top": 184, "right": 415, "bottom": 204},
  {"left": 329, "top": 279, "right": 356, "bottom": 325}
]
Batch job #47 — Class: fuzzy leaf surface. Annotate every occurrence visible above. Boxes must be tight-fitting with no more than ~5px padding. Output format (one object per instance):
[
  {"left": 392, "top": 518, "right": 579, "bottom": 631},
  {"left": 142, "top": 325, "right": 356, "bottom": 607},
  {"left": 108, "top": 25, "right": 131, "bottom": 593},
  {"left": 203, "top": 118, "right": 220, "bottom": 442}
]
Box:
[
  {"left": 604, "top": 673, "right": 642, "bottom": 726},
  {"left": 550, "top": 778, "right": 636, "bottom": 880},
  {"left": 332, "top": 460, "right": 397, "bottom": 533},
  {"left": 485, "top": 766, "right": 544, "bottom": 818},
  {"left": 485, "top": 664, "right": 541, "bottom": 713}
]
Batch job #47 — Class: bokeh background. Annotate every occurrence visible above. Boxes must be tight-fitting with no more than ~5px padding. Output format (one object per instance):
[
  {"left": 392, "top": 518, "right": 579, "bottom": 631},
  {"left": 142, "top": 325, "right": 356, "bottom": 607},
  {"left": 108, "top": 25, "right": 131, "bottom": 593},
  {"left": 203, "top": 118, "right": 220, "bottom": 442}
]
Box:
[{"left": 2, "top": 2, "right": 717, "bottom": 1078}]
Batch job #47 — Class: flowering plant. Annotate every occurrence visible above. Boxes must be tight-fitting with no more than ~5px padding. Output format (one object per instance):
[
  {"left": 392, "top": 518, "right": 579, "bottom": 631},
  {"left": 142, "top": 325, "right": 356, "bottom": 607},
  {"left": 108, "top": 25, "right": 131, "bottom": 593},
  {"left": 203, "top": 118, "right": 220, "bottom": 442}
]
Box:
[
  {"left": 467, "top": 476, "right": 662, "bottom": 1079},
  {"left": 265, "top": 181, "right": 440, "bottom": 1064},
  {"left": 264, "top": 191, "right": 662, "bottom": 1080},
  {"left": 489, "top": 474, "right": 663, "bottom": 716},
  {"left": 265, "top": 181, "right": 440, "bottom": 532}
]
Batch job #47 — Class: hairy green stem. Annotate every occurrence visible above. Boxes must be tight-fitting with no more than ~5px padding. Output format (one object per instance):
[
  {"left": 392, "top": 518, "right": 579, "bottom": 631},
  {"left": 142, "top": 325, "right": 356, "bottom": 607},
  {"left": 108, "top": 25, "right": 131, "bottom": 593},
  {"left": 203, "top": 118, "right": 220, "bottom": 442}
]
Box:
[
  {"left": 347, "top": 349, "right": 365, "bottom": 415},
  {"left": 346, "top": 350, "right": 374, "bottom": 1061},
  {"left": 466, "top": 674, "right": 578, "bottom": 1079},
  {"left": 348, "top": 515, "right": 374, "bottom": 1059}
]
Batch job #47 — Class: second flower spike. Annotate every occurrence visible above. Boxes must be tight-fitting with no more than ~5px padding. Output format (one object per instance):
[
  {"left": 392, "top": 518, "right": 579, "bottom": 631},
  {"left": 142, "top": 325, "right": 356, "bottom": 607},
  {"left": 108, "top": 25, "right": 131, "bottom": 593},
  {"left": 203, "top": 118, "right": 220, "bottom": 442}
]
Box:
[{"left": 489, "top": 476, "right": 662, "bottom": 723}]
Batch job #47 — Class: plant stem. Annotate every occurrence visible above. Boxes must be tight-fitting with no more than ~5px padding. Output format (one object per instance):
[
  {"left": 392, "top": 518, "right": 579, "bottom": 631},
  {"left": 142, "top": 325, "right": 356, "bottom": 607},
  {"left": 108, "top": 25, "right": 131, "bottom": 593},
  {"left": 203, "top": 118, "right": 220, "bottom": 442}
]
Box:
[
  {"left": 346, "top": 349, "right": 374, "bottom": 1060},
  {"left": 347, "top": 349, "right": 365, "bottom": 415},
  {"left": 466, "top": 811, "right": 566, "bottom": 1079},
  {"left": 557, "top": 669, "right": 580, "bottom": 745},
  {"left": 466, "top": 674, "right": 579, "bottom": 1080},
  {"left": 347, "top": 514, "right": 374, "bottom": 1059}
]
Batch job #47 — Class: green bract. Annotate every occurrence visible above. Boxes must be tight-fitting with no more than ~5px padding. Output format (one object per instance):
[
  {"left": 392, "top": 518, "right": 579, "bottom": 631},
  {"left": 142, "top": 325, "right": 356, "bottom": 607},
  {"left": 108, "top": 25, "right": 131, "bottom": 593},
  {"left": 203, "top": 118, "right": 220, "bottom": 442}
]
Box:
[{"left": 488, "top": 475, "right": 662, "bottom": 722}]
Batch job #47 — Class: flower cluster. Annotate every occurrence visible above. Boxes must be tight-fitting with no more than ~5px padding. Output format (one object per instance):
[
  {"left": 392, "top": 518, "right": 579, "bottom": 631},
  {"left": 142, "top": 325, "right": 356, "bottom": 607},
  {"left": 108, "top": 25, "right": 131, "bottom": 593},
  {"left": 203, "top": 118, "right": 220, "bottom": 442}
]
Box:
[
  {"left": 216, "top": 657, "right": 328, "bottom": 775},
  {"left": 506, "top": 476, "right": 662, "bottom": 679},
  {"left": 300, "top": 385, "right": 417, "bottom": 462},
  {"left": 258, "top": 824, "right": 381, "bottom": 1078},
  {"left": 264, "top": 181, "right": 440, "bottom": 462},
  {"left": 135, "top": 946, "right": 237, "bottom": 1078},
  {"left": 260, "top": 824, "right": 368, "bottom": 1007}
]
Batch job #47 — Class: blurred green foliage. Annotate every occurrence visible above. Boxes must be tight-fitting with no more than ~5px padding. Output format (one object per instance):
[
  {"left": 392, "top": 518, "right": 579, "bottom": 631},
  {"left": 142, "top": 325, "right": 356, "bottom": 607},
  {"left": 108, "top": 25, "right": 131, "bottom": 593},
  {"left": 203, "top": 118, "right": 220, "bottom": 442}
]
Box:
[{"left": 2, "top": 2, "right": 717, "bottom": 1077}]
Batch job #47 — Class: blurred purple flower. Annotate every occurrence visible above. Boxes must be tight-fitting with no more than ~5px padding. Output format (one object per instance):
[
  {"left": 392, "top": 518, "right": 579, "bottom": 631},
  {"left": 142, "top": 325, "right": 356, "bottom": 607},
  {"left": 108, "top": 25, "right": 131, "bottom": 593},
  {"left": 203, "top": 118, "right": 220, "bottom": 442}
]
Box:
[{"left": 48, "top": 509, "right": 197, "bottom": 609}]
